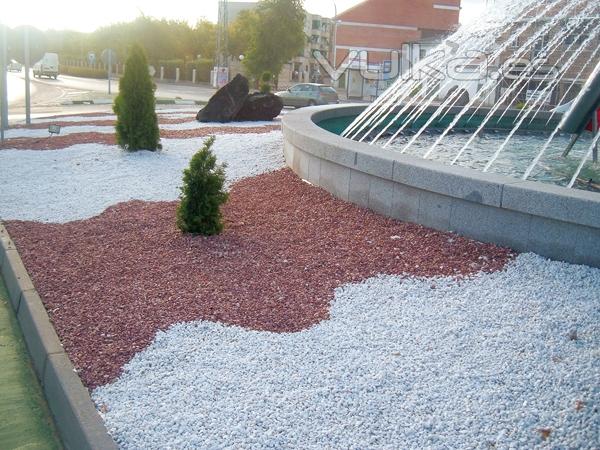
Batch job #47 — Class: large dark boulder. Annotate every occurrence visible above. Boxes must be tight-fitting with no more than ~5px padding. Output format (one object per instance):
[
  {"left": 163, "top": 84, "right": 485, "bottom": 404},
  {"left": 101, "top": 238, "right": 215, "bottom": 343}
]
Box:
[
  {"left": 234, "top": 93, "right": 284, "bottom": 122},
  {"left": 196, "top": 74, "right": 249, "bottom": 123}
]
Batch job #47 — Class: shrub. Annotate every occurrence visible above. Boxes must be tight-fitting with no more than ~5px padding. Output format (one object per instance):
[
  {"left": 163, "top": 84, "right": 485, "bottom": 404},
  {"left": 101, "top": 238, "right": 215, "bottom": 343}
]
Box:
[
  {"left": 177, "top": 136, "right": 229, "bottom": 235},
  {"left": 113, "top": 44, "right": 161, "bottom": 151},
  {"left": 260, "top": 71, "right": 273, "bottom": 94},
  {"left": 59, "top": 65, "right": 107, "bottom": 79}
]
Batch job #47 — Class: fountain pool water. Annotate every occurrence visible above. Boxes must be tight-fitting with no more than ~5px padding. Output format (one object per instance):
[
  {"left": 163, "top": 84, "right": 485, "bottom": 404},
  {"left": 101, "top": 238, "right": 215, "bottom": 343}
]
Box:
[
  {"left": 341, "top": 0, "right": 600, "bottom": 192},
  {"left": 320, "top": 112, "right": 599, "bottom": 192}
]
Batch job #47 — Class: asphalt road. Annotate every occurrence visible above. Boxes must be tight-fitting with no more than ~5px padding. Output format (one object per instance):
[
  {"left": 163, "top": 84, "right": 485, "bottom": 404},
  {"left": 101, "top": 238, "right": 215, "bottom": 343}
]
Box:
[{"left": 5, "top": 70, "right": 216, "bottom": 122}]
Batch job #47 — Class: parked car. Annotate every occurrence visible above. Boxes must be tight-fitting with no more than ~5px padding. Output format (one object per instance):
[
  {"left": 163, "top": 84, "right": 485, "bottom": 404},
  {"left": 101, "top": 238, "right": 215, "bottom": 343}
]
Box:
[
  {"left": 33, "top": 53, "right": 59, "bottom": 79},
  {"left": 7, "top": 60, "right": 22, "bottom": 72},
  {"left": 276, "top": 83, "right": 339, "bottom": 107}
]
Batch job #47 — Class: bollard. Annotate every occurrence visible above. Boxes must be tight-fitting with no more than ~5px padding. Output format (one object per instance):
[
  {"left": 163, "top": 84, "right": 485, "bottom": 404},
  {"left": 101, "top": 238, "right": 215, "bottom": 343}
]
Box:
[
  {"left": 160, "top": 66, "right": 164, "bottom": 80},
  {"left": 176, "top": 67, "right": 180, "bottom": 83},
  {"left": 192, "top": 68, "right": 197, "bottom": 84}
]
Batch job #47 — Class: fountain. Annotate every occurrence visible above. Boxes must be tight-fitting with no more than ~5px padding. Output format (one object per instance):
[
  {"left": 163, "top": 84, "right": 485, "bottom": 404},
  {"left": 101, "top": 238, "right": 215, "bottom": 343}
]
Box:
[{"left": 282, "top": 0, "right": 600, "bottom": 267}]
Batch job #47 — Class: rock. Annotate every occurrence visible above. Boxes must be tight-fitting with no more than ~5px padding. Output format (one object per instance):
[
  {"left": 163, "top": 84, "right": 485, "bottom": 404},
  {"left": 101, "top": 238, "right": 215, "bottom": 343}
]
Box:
[
  {"left": 196, "top": 74, "right": 249, "bottom": 123},
  {"left": 234, "top": 93, "right": 284, "bottom": 122}
]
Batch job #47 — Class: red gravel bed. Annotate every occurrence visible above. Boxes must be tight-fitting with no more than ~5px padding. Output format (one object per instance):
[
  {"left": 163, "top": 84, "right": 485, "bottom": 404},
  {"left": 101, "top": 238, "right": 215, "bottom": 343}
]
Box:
[
  {"left": 0, "top": 126, "right": 280, "bottom": 150},
  {"left": 12, "top": 116, "right": 196, "bottom": 129},
  {"left": 0, "top": 133, "right": 117, "bottom": 150},
  {"left": 6, "top": 169, "right": 513, "bottom": 388},
  {"left": 12, "top": 120, "right": 117, "bottom": 130}
]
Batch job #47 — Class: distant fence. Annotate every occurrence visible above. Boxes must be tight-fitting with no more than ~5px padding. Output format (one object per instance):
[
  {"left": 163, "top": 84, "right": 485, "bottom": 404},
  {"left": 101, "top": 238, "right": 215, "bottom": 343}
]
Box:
[{"left": 59, "top": 58, "right": 213, "bottom": 84}]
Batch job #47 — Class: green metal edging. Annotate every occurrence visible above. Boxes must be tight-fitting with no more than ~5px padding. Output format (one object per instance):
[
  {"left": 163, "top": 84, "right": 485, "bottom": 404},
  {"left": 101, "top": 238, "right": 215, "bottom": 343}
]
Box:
[{"left": 0, "top": 224, "right": 117, "bottom": 450}]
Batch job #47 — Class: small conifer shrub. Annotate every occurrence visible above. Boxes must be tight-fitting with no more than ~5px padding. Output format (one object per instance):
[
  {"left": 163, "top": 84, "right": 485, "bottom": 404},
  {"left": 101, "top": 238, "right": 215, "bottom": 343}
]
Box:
[
  {"left": 177, "top": 137, "right": 229, "bottom": 235},
  {"left": 260, "top": 71, "right": 273, "bottom": 94},
  {"left": 113, "top": 44, "right": 161, "bottom": 151}
]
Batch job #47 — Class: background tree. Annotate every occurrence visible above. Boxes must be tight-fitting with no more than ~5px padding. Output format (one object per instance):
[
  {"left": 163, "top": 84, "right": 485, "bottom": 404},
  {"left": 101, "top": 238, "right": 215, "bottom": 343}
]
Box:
[
  {"left": 177, "top": 136, "right": 229, "bottom": 235},
  {"left": 113, "top": 44, "right": 160, "bottom": 151},
  {"left": 241, "top": 0, "right": 305, "bottom": 82},
  {"left": 228, "top": 10, "right": 259, "bottom": 59}
]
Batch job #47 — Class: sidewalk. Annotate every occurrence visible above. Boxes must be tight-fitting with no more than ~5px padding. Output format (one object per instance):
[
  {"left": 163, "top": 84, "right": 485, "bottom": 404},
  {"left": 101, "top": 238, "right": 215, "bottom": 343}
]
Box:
[{"left": 0, "top": 278, "right": 62, "bottom": 449}]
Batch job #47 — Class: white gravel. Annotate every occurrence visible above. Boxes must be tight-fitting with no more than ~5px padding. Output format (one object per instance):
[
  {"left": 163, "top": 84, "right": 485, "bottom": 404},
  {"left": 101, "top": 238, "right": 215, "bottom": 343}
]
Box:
[
  {"left": 4, "top": 119, "right": 279, "bottom": 139},
  {"left": 0, "top": 131, "right": 284, "bottom": 222},
  {"left": 4, "top": 125, "right": 116, "bottom": 139},
  {"left": 31, "top": 114, "right": 116, "bottom": 124},
  {"left": 92, "top": 253, "right": 600, "bottom": 450},
  {"left": 160, "top": 119, "right": 281, "bottom": 130}
]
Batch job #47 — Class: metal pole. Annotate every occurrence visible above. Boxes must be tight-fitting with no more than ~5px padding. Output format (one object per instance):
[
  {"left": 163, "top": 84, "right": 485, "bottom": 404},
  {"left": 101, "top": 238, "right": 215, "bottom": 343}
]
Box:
[
  {"left": 593, "top": 111, "right": 598, "bottom": 163},
  {"left": 332, "top": 1, "right": 338, "bottom": 78},
  {"left": 563, "top": 133, "right": 581, "bottom": 157},
  {"left": 1, "top": 24, "right": 8, "bottom": 136},
  {"left": 107, "top": 51, "right": 112, "bottom": 95},
  {"left": 24, "top": 27, "right": 31, "bottom": 125}
]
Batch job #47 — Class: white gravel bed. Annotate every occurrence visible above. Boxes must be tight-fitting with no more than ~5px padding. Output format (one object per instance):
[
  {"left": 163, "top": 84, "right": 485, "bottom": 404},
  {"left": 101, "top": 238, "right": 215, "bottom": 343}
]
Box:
[
  {"left": 161, "top": 119, "right": 281, "bottom": 130},
  {"left": 93, "top": 253, "right": 600, "bottom": 450},
  {"left": 4, "top": 125, "right": 116, "bottom": 139},
  {"left": 0, "top": 131, "right": 284, "bottom": 222},
  {"left": 32, "top": 114, "right": 116, "bottom": 124}
]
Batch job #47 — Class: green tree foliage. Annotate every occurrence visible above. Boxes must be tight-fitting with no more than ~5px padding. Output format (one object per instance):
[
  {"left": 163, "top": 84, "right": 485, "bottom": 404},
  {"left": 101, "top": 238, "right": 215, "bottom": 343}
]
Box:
[
  {"left": 177, "top": 137, "right": 229, "bottom": 235},
  {"left": 23, "top": 16, "right": 216, "bottom": 67},
  {"left": 237, "top": 0, "right": 305, "bottom": 81},
  {"left": 228, "top": 10, "right": 260, "bottom": 59},
  {"left": 113, "top": 44, "right": 161, "bottom": 151}
]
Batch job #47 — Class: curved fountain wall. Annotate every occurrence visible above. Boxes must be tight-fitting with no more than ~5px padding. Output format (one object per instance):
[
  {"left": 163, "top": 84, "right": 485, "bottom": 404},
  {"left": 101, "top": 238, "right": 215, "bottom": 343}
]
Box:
[{"left": 282, "top": 104, "right": 600, "bottom": 268}]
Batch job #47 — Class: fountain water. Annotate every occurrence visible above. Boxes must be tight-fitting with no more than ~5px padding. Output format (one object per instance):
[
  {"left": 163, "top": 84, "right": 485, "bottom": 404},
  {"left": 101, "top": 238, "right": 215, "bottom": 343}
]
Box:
[
  {"left": 282, "top": 0, "right": 600, "bottom": 267},
  {"left": 343, "top": 0, "right": 600, "bottom": 191}
]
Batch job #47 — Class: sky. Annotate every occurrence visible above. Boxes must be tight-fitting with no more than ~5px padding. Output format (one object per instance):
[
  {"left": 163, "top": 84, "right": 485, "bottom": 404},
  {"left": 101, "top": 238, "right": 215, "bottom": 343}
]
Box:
[{"left": 2, "top": 0, "right": 487, "bottom": 32}]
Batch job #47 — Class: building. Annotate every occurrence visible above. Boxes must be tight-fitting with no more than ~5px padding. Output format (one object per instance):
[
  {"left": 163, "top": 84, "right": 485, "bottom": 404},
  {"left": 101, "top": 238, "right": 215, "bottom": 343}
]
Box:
[
  {"left": 224, "top": 5, "right": 335, "bottom": 89},
  {"left": 284, "top": 13, "right": 334, "bottom": 86},
  {"left": 223, "top": 1, "right": 258, "bottom": 22},
  {"left": 333, "top": 0, "right": 461, "bottom": 98},
  {"left": 438, "top": 2, "right": 600, "bottom": 110}
]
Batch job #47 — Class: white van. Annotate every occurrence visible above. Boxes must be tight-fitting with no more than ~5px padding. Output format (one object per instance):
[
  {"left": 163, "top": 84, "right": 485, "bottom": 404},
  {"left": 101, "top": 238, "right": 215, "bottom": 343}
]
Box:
[{"left": 33, "top": 53, "right": 59, "bottom": 79}]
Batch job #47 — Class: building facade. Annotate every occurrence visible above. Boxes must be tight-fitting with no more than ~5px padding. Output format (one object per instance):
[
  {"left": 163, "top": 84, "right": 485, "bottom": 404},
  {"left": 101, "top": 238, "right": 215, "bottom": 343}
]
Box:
[{"left": 333, "top": 0, "right": 461, "bottom": 98}]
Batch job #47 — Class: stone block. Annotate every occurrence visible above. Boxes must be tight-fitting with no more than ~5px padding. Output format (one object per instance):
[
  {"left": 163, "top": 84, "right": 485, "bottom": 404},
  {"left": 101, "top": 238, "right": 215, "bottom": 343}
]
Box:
[
  {"left": 572, "top": 225, "right": 600, "bottom": 267},
  {"left": 307, "top": 154, "right": 321, "bottom": 185},
  {"left": 320, "top": 160, "right": 350, "bottom": 201},
  {"left": 417, "top": 190, "right": 453, "bottom": 231},
  {"left": 450, "top": 200, "right": 531, "bottom": 251},
  {"left": 44, "top": 354, "right": 117, "bottom": 450},
  {"left": 390, "top": 183, "right": 420, "bottom": 223},
  {"left": 526, "top": 216, "right": 579, "bottom": 263},
  {"left": 502, "top": 181, "right": 600, "bottom": 229},
  {"left": 1, "top": 249, "right": 34, "bottom": 312},
  {"left": 353, "top": 148, "right": 394, "bottom": 180},
  {"left": 348, "top": 170, "right": 370, "bottom": 209},
  {"left": 17, "top": 289, "right": 64, "bottom": 380},
  {"left": 368, "top": 177, "right": 395, "bottom": 216},
  {"left": 392, "top": 155, "right": 506, "bottom": 207}
]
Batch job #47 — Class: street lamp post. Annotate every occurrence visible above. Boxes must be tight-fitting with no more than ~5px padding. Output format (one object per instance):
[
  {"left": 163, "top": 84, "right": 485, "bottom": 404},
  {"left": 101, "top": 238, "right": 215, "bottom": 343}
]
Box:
[
  {"left": 24, "top": 27, "right": 31, "bottom": 125},
  {"left": 332, "top": 1, "right": 338, "bottom": 71},
  {"left": 0, "top": 24, "right": 8, "bottom": 136}
]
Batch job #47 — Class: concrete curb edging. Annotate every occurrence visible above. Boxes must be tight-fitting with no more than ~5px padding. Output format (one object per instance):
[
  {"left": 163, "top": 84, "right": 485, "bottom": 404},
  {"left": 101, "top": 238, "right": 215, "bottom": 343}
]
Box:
[
  {"left": 282, "top": 104, "right": 600, "bottom": 268},
  {"left": 0, "top": 224, "right": 117, "bottom": 450}
]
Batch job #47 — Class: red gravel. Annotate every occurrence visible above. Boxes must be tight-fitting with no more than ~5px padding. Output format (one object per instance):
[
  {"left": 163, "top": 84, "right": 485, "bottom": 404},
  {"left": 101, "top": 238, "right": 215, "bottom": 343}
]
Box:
[
  {"left": 12, "top": 120, "right": 117, "bottom": 130},
  {"left": 12, "top": 116, "right": 196, "bottom": 129},
  {"left": 0, "top": 126, "right": 280, "bottom": 150},
  {"left": 6, "top": 169, "right": 513, "bottom": 389}
]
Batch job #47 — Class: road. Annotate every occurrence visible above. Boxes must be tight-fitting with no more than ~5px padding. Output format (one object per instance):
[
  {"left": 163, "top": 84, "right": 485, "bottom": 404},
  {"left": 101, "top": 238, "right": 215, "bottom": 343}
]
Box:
[{"left": 4, "top": 71, "right": 216, "bottom": 122}]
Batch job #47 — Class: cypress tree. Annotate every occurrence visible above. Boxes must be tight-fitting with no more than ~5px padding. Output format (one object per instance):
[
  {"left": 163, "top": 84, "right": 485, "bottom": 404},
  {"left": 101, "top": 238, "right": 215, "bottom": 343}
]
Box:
[
  {"left": 177, "top": 137, "right": 229, "bottom": 235},
  {"left": 114, "top": 44, "right": 161, "bottom": 151}
]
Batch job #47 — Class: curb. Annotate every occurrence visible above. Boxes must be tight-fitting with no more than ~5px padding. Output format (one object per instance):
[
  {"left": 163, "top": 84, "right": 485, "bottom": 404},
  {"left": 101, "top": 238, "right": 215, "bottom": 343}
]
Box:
[{"left": 0, "top": 224, "right": 117, "bottom": 450}]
